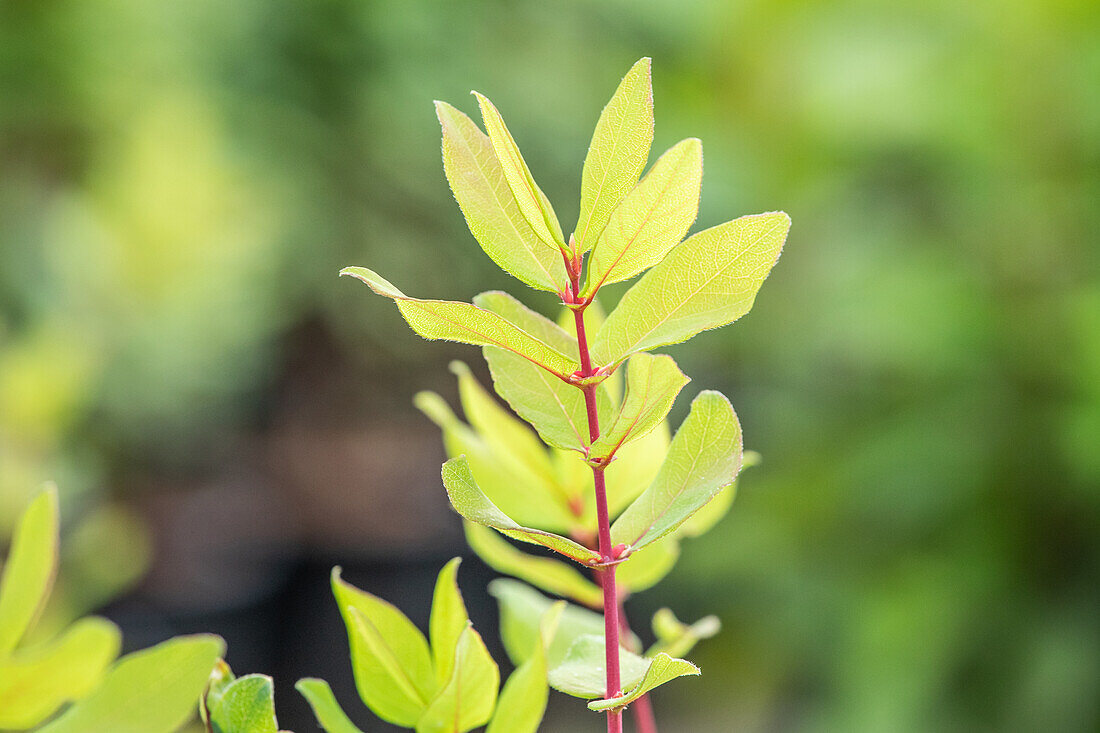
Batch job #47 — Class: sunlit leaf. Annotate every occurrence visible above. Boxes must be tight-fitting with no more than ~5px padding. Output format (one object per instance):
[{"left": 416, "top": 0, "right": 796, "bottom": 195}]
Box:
[
  {"left": 546, "top": 635, "right": 651, "bottom": 699},
  {"left": 592, "top": 212, "right": 791, "bottom": 366},
  {"left": 604, "top": 421, "right": 670, "bottom": 518},
  {"left": 429, "top": 558, "right": 468, "bottom": 687},
  {"left": 331, "top": 568, "right": 434, "bottom": 727},
  {"left": 416, "top": 391, "right": 575, "bottom": 531},
  {"left": 0, "top": 487, "right": 58, "bottom": 656},
  {"left": 435, "top": 102, "right": 569, "bottom": 293},
  {"left": 575, "top": 58, "right": 654, "bottom": 252},
  {"left": 473, "top": 291, "right": 576, "bottom": 355},
  {"left": 485, "top": 603, "right": 563, "bottom": 733},
  {"left": 583, "top": 138, "right": 702, "bottom": 296},
  {"left": 38, "top": 634, "right": 224, "bottom": 733},
  {"left": 473, "top": 92, "right": 565, "bottom": 251},
  {"left": 296, "top": 679, "right": 365, "bottom": 733},
  {"left": 611, "top": 391, "right": 742, "bottom": 550},
  {"left": 210, "top": 674, "right": 278, "bottom": 733},
  {"left": 613, "top": 535, "right": 681, "bottom": 594},
  {"left": 590, "top": 353, "right": 688, "bottom": 461},
  {"left": 463, "top": 522, "right": 603, "bottom": 608},
  {"left": 415, "top": 625, "right": 499, "bottom": 733},
  {"left": 648, "top": 608, "right": 720, "bottom": 659},
  {"left": 0, "top": 617, "right": 121, "bottom": 729},
  {"left": 340, "top": 267, "right": 578, "bottom": 379},
  {"left": 586, "top": 652, "right": 699, "bottom": 712},
  {"left": 441, "top": 457, "right": 600, "bottom": 565}
]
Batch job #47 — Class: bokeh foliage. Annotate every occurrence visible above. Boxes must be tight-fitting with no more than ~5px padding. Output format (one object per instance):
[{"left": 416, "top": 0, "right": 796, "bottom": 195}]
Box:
[{"left": 1, "top": 0, "right": 1097, "bottom": 731}]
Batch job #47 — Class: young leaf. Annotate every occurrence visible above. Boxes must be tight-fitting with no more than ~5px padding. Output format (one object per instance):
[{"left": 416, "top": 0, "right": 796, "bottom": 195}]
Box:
[
  {"left": 473, "top": 291, "right": 577, "bottom": 355},
  {"left": 340, "top": 267, "right": 578, "bottom": 379},
  {"left": 296, "top": 679, "right": 366, "bottom": 733},
  {"left": 210, "top": 674, "right": 278, "bottom": 733},
  {"left": 592, "top": 212, "right": 791, "bottom": 366},
  {"left": 472, "top": 92, "right": 566, "bottom": 251},
  {"left": 415, "top": 625, "right": 499, "bottom": 733},
  {"left": 490, "top": 580, "right": 614, "bottom": 668},
  {"left": 436, "top": 102, "right": 569, "bottom": 293},
  {"left": 0, "top": 487, "right": 59, "bottom": 656},
  {"left": 331, "top": 569, "right": 434, "bottom": 726},
  {"left": 582, "top": 138, "right": 702, "bottom": 296},
  {"left": 416, "top": 391, "right": 575, "bottom": 531},
  {"left": 611, "top": 391, "right": 742, "bottom": 551},
  {"left": 38, "top": 634, "right": 224, "bottom": 733},
  {"left": 586, "top": 653, "right": 700, "bottom": 712},
  {"left": 648, "top": 609, "right": 720, "bottom": 659},
  {"left": 613, "top": 535, "right": 681, "bottom": 594},
  {"left": 485, "top": 603, "right": 563, "bottom": 733},
  {"left": 589, "top": 353, "right": 689, "bottom": 461},
  {"left": 201, "top": 659, "right": 236, "bottom": 726},
  {"left": 441, "top": 457, "right": 601, "bottom": 565},
  {"left": 0, "top": 617, "right": 121, "bottom": 729},
  {"left": 546, "top": 635, "right": 651, "bottom": 699},
  {"left": 604, "top": 421, "right": 670, "bottom": 518},
  {"left": 676, "top": 450, "right": 758, "bottom": 537},
  {"left": 429, "top": 558, "right": 468, "bottom": 686},
  {"left": 575, "top": 58, "right": 654, "bottom": 252},
  {"left": 463, "top": 522, "right": 603, "bottom": 609}
]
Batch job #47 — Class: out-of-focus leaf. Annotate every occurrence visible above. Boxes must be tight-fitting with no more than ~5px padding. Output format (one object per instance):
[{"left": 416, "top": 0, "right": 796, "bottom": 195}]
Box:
[
  {"left": 489, "top": 580, "right": 640, "bottom": 669},
  {"left": 463, "top": 522, "right": 602, "bottom": 608},
  {"left": 435, "top": 102, "right": 569, "bottom": 293},
  {"left": 546, "top": 635, "right": 651, "bottom": 699},
  {"left": 415, "top": 625, "right": 499, "bottom": 733},
  {"left": 441, "top": 457, "right": 600, "bottom": 565},
  {"left": 340, "top": 267, "right": 577, "bottom": 379},
  {"left": 485, "top": 603, "right": 563, "bottom": 733},
  {"left": 331, "top": 569, "right": 433, "bottom": 727},
  {"left": 296, "top": 679, "right": 365, "bottom": 733},
  {"left": 472, "top": 92, "right": 565, "bottom": 251},
  {"left": 611, "top": 391, "right": 742, "bottom": 550},
  {"left": 604, "top": 422, "right": 670, "bottom": 519},
  {"left": 429, "top": 558, "right": 468, "bottom": 687},
  {"left": 38, "top": 634, "right": 224, "bottom": 733},
  {"left": 586, "top": 652, "right": 699, "bottom": 712},
  {"left": 201, "top": 660, "right": 235, "bottom": 727},
  {"left": 575, "top": 58, "right": 654, "bottom": 252},
  {"left": 0, "top": 617, "right": 121, "bottom": 729},
  {"left": 582, "top": 138, "right": 702, "bottom": 296},
  {"left": 590, "top": 353, "right": 688, "bottom": 461},
  {"left": 648, "top": 608, "right": 720, "bottom": 659},
  {"left": 614, "top": 535, "right": 681, "bottom": 594},
  {"left": 592, "top": 212, "right": 791, "bottom": 366},
  {"left": 416, "top": 392, "right": 575, "bottom": 532},
  {"left": 210, "top": 674, "right": 278, "bottom": 733},
  {"left": 0, "top": 487, "right": 58, "bottom": 656}
]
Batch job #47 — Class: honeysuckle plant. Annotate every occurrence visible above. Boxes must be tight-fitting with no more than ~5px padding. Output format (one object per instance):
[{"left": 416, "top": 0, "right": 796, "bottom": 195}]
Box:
[{"left": 339, "top": 57, "right": 790, "bottom": 733}]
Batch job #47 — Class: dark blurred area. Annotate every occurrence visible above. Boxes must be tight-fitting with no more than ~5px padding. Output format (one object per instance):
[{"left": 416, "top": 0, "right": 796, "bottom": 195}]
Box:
[{"left": 2, "top": 0, "right": 1098, "bottom": 731}]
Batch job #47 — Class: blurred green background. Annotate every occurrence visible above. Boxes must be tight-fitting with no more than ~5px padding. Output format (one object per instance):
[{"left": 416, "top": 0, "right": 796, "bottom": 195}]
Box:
[{"left": 2, "top": 0, "right": 1098, "bottom": 730}]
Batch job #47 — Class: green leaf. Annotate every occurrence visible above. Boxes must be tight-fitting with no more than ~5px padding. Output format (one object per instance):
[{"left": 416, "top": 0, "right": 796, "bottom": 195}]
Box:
[
  {"left": 603, "top": 421, "right": 670, "bottom": 519},
  {"left": 331, "top": 568, "right": 434, "bottom": 727},
  {"left": 546, "top": 635, "right": 651, "bottom": 699},
  {"left": 472, "top": 92, "right": 565, "bottom": 251},
  {"left": 611, "top": 391, "right": 742, "bottom": 551},
  {"left": 590, "top": 353, "right": 688, "bottom": 461},
  {"left": 0, "top": 617, "right": 121, "bottom": 729},
  {"left": 485, "top": 603, "right": 563, "bottom": 733},
  {"left": 441, "top": 457, "right": 601, "bottom": 565},
  {"left": 575, "top": 58, "right": 654, "bottom": 252},
  {"left": 582, "top": 138, "right": 702, "bottom": 296},
  {"left": 435, "top": 102, "right": 569, "bottom": 293},
  {"left": 415, "top": 625, "right": 499, "bottom": 733},
  {"left": 38, "top": 634, "right": 224, "bottom": 733},
  {"left": 416, "top": 391, "right": 575, "bottom": 531},
  {"left": 210, "top": 674, "right": 278, "bottom": 733},
  {"left": 613, "top": 535, "right": 681, "bottom": 594},
  {"left": 463, "top": 522, "right": 603, "bottom": 608},
  {"left": 473, "top": 291, "right": 576, "bottom": 355},
  {"left": 489, "top": 580, "right": 626, "bottom": 669},
  {"left": 201, "top": 660, "right": 235, "bottom": 726},
  {"left": 0, "top": 487, "right": 59, "bottom": 656},
  {"left": 592, "top": 212, "right": 791, "bottom": 366},
  {"left": 429, "top": 558, "right": 468, "bottom": 686},
  {"left": 340, "top": 267, "right": 578, "bottom": 379},
  {"left": 586, "top": 652, "right": 700, "bottom": 712},
  {"left": 648, "top": 608, "right": 720, "bottom": 659},
  {"left": 296, "top": 679, "right": 366, "bottom": 733}
]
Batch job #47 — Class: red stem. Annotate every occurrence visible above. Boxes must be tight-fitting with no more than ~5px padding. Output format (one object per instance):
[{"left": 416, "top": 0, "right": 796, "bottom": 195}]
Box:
[
  {"left": 618, "top": 602, "right": 658, "bottom": 733},
  {"left": 572, "top": 300, "right": 623, "bottom": 733}
]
